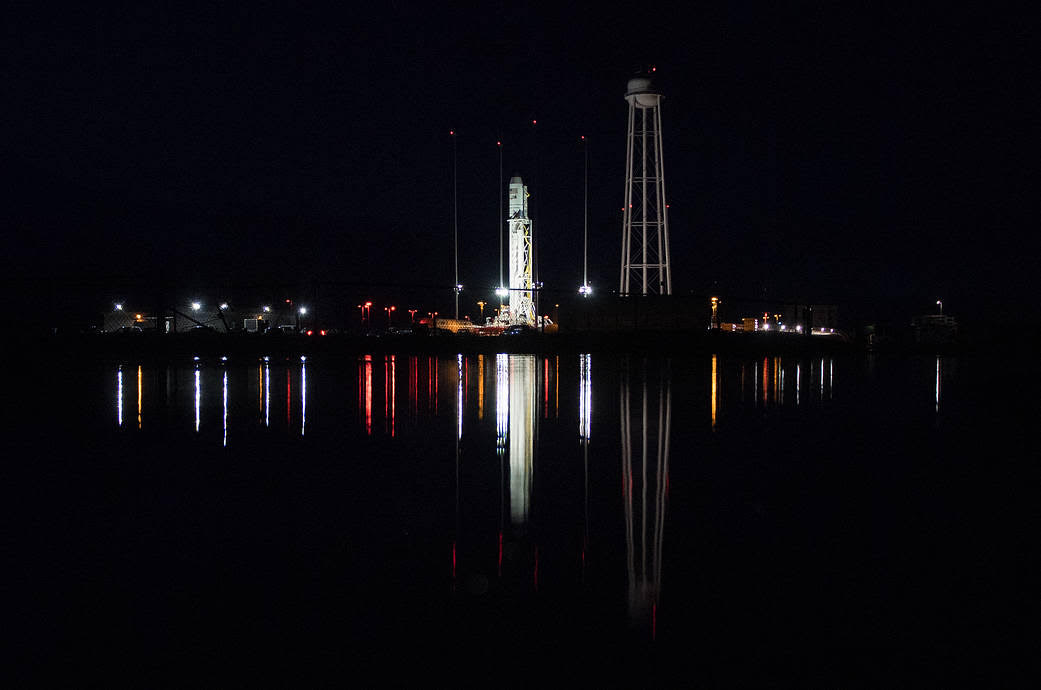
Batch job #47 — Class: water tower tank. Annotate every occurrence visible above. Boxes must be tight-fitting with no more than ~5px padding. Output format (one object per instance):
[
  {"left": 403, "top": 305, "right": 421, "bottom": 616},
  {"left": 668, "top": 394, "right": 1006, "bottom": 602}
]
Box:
[{"left": 626, "top": 77, "right": 660, "bottom": 108}]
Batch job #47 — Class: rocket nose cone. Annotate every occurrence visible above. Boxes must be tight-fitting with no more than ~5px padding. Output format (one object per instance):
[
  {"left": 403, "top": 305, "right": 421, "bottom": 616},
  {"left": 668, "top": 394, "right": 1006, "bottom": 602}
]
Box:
[{"left": 509, "top": 175, "right": 523, "bottom": 185}]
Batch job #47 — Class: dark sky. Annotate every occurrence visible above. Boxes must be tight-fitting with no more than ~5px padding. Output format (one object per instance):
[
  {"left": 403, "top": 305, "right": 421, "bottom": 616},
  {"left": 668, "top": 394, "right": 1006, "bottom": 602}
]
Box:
[{"left": 5, "top": 3, "right": 1035, "bottom": 325}]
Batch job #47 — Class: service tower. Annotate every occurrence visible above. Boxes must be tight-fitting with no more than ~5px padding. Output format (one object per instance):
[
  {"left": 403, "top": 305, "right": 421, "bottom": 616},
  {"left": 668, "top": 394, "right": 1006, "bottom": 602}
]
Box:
[{"left": 507, "top": 175, "right": 536, "bottom": 325}]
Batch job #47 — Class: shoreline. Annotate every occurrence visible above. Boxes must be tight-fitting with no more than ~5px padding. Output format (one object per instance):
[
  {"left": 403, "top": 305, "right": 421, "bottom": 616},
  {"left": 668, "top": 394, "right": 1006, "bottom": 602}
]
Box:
[{"left": 24, "top": 329, "right": 994, "bottom": 363}]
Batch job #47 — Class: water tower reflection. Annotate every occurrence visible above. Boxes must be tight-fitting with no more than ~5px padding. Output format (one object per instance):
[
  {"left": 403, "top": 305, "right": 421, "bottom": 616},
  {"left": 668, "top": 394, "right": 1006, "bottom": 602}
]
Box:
[{"left": 620, "top": 358, "right": 672, "bottom": 638}]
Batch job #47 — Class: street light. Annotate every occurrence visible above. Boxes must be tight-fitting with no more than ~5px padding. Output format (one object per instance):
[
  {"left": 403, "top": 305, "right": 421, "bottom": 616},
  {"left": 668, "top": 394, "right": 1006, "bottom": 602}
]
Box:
[
  {"left": 299, "top": 306, "right": 307, "bottom": 315},
  {"left": 191, "top": 302, "right": 201, "bottom": 312},
  {"left": 477, "top": 300, "right": 486, "bottom": 322},
  {"left": 936, "top": 299, "right": 943, "bottom": 314},
  {"left": 385, "top": 305, "right": 396, "bottom": 327},
  {"left": 220, "top": 302, "right": 229, "bottom": 310},
  {"left": 408, "top": 308, "right": 418, "bottom": 323},
  {"left": 114, "top": 303, "right": 123, "bottom": 311}
]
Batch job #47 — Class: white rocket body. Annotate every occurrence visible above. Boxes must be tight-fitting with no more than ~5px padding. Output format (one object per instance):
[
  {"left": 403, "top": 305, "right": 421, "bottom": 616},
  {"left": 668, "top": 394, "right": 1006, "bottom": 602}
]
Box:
[{"left": 507, "top": 175, "right": 535, "bottom": 325}]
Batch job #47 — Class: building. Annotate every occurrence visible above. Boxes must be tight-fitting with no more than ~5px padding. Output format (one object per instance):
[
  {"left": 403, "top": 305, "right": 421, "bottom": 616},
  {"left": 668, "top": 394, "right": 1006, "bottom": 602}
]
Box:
[{"left": 783, "top": 304, "right": 838, "bottom": 332}]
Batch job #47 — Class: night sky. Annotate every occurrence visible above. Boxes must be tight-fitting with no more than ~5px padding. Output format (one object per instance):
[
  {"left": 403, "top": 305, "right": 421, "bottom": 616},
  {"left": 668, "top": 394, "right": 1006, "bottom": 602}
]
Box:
[{"left": 5, "top": 3, "right": 1035, "bottom": 328}]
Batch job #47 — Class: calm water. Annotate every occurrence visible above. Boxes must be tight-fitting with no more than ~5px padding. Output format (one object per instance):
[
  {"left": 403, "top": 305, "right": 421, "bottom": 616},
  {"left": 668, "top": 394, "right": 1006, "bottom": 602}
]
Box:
[{"left": 14, "top": 352, "right": 1035, "bottom": 681}]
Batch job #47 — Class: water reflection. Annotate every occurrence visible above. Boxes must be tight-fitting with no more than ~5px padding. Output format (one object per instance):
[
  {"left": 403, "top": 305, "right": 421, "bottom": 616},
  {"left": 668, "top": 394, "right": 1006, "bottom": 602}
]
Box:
[
  {"left": 496, "top": 354, "right": 509, "bottom": 578},
  {"left": 621, "top": 358, "right": 672, "bottom": 638},
  {"left": 579, "top": 354, "right": 592, "bottom": 579},
  {"left": 117, "top": 365, "right": 123, "bottom": 427},
  {"left": 710, "top": 354, "right": 718, "bottom": 429},
  {"left": 359, "top": 355, "right": 373, "bottom": 435},
  {"left": 300, "top": 356, "right": 307, "bottom": 437},
  {"left": 194, "top": 364, "right": 201, "bottom": 432},
  {"left": 385, "top": 355, "right": 395, "bottom": 436},
  {"left": 137, "top": 365, "right": 142, "bottom": 429},
  {"left": 734, "top": 356, "right": 835, "bottom": 409},
  {"left": 477, "top": 354, "right": 484, "bottom": 420},
  {"left": 935, "top": 356, "right": 941, "bottom": 413},
  {"left": 222, "top": 368, "right": 228, "bottom": 447},
  {"left": 509, "top": 355, "right": 536, "bottom": 526}
]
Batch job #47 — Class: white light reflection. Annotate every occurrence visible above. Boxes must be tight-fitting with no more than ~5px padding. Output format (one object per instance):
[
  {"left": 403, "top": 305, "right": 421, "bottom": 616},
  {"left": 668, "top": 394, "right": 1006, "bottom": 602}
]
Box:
[
  {"left": 753, "top": 361, "right": 758, "bottom": 407},
  {"left": 829, "top": 358, "right": 834, "bottom": 400},
  {"left": 496, "top": 354, "right": 509, "bottom": 449},
  {"left": 579, "top": 354, "right": 592, "bottom": 440},
  {"left": 796, "top": 363, "right": 801, "bottom": 406},
  {"left": 194, "top": 365, "right": 201, "bottom": 432},
  {"left": 117, "top": 366, "right": 123, "bottom": 426},
  {"left": 222, "top": 369, "right": 228, "bottom": 447},
  {"left": 820, "top": 358, "right": 825, "bottom": 399},
  {"left": 935, "top": 357, "right": 941, "bottom": 413},
  {"left": 509, "top": 355, "right": 536, "bottom": 525},
  {"left": 300, "top": 357, "right": 307, "bottom": 436},
  {"left": 264, "top": 360, "right": 270, "bottom": 427}
]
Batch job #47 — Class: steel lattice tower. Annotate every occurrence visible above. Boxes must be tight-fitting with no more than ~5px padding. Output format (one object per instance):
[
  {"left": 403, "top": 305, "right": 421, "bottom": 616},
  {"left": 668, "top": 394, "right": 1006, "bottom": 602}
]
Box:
[
  {"left": 507, "top": 175, "right": 536, "bottom": 325},
  {"left": 620, "top": 75, "right": 672, "bottom": 295}
]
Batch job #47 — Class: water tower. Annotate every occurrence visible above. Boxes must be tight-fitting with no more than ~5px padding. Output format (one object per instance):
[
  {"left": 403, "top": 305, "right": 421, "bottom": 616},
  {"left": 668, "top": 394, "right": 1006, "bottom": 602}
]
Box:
[{"left": 620, "top": 73, "right": 672, "bottom": 295}]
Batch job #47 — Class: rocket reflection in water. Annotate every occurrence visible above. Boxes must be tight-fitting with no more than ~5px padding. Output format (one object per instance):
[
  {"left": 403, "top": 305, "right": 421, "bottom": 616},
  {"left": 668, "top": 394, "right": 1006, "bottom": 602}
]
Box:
[
  {"left": 620, "top": 358, "right": 672, "bottom": 638},
  {"left": 508, "top": 355, "right": 536, "bottom": 525}
]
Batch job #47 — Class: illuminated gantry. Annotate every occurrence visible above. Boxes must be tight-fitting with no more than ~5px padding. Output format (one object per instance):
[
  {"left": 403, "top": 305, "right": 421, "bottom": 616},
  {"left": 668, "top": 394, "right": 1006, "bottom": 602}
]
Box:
[{"left": 506, "top": 176, "right": 536, "bottom": 325}]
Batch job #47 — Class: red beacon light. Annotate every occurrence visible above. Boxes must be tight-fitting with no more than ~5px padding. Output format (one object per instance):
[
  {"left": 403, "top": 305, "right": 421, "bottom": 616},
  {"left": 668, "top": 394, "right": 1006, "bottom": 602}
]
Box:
[
  {"left": 320, "top": 329, "right": 327, "bottom": 336},
  {"left": 306, "top": 330, "right": 313, "bottom": 336}
]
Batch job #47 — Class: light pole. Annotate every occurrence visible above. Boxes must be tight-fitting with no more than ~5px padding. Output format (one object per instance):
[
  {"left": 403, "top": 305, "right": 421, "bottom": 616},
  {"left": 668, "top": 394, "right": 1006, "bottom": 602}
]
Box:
[
  {"left": 498, "top": 138, "right": 504, "bottom": 295},
  {"left": 936, "top": 299, "right": 943, "bottom": 314},
  {"left": 297, "top": 306, "right": 307, "bottom": 332},
  {"left": 408, "top": 308, "right": 418, "bottom": 323},
  {"left": 385, "top": 305, "right": 396, "bottom": 327},
  {"left": 451, "top": 129, "right": 459, "bottom": 319},
  {"left": 579, "top": 134, "right": 591, "bottom": 296},
  {"left": 477, "top": 300, "right": 486, "bottom": 322}
]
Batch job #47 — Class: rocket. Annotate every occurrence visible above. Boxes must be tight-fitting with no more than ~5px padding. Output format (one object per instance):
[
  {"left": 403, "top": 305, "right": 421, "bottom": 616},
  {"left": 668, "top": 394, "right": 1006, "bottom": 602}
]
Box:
[{"left": 506, "top": 176, "right": 535, "bottom": 325}]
